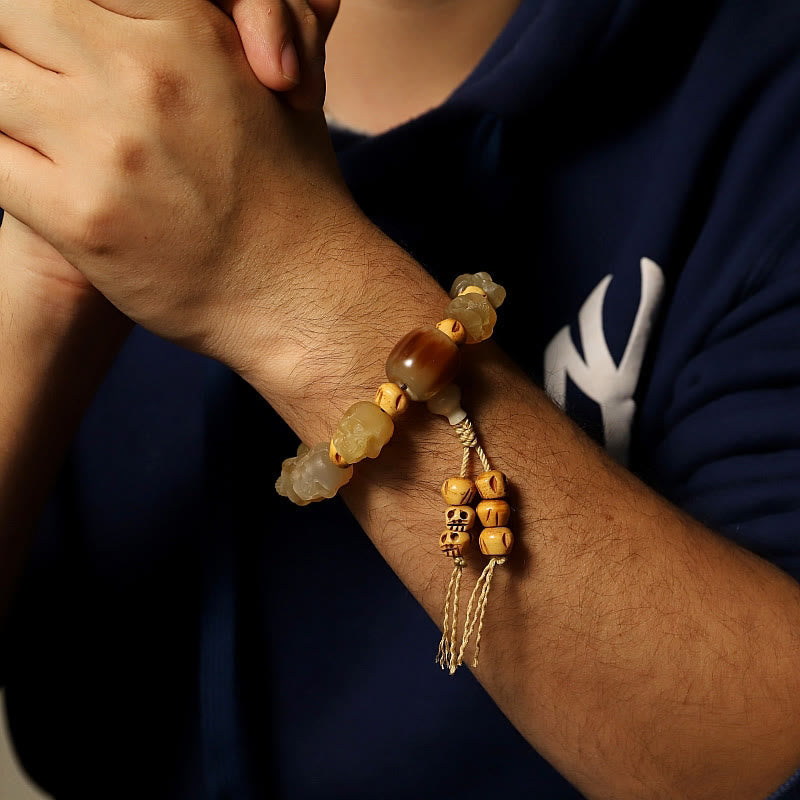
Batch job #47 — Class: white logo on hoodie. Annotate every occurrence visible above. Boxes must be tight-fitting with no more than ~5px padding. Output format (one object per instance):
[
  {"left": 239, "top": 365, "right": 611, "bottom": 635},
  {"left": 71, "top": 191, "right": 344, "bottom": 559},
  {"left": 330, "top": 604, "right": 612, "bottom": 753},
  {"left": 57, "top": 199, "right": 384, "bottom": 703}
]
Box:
[{"left": 544, "top": 257, "right": 665, "bottom": 465}]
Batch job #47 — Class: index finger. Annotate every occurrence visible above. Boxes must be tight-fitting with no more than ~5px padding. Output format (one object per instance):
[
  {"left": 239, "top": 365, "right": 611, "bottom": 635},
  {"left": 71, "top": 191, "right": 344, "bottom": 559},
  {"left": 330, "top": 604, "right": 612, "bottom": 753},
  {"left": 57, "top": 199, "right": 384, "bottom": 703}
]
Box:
[
  {"left": 0, "top": 0, "right": 108, "bottom": 71},
  {"left": 87, "top": 0, "right": 201, "bottom": 20}
]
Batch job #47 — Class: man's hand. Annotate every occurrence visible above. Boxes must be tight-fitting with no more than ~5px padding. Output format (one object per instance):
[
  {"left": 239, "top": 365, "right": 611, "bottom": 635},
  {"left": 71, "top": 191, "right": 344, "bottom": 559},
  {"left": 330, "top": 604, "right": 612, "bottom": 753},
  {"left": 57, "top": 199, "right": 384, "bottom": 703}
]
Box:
[
  {"left": 0, "top": 0, "right": 359, "bottom": 365},
  {"left": 0, "top": 0, "right": 338, "bottom": 321}
]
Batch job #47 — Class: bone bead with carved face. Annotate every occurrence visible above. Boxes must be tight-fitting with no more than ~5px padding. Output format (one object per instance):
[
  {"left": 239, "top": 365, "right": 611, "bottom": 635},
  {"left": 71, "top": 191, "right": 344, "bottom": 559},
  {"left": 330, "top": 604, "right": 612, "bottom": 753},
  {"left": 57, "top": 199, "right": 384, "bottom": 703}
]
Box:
[
  {"left": 445, "top": 505, "right": 476, "bottom": 532},
  {"left": 439, "top": 529, "right": 471, "bottom": 558}
]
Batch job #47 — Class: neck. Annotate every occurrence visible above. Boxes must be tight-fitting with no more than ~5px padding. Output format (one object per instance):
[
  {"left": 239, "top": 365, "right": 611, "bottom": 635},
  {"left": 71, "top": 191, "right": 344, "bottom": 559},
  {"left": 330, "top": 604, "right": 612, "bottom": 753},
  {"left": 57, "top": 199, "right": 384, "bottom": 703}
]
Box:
[{"left": 324, "top": 0, "right": 522, "bottom": 134}]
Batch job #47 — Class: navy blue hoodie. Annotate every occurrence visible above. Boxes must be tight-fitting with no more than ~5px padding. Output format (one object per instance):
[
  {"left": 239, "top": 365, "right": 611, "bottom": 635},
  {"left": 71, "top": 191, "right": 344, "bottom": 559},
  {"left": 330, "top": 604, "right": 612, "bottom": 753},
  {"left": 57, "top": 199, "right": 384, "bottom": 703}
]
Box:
[{"left": 3, "top": 1, "right": 800, "bottom": 797}]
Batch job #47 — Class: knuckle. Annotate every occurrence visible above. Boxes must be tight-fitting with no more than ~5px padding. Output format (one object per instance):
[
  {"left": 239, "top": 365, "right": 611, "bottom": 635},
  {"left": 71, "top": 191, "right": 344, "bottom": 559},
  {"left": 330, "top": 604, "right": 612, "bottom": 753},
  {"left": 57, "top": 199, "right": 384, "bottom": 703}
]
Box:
[
  {"left": 114, "top": 49, "right": 193, "bottom": 117},
  {"left": 114, "top": 136, "right": 149, "bottom": 176},
  {"left": 69, "top": 190, "right": 123, "bottom": 258},
  {"left": 142, "top": 64, "right": 191, "bottom": 116}
]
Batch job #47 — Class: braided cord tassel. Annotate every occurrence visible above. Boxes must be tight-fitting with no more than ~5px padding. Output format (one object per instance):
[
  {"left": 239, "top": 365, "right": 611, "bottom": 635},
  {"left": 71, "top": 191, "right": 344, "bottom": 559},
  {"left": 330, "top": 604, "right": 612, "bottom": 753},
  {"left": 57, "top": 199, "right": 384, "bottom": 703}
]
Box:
[
  {"left": 436, "top": 556, "right": 466, "bottom": 672},
  {"left": 430, "top": 392, "right": 514, "bottom": 674}
]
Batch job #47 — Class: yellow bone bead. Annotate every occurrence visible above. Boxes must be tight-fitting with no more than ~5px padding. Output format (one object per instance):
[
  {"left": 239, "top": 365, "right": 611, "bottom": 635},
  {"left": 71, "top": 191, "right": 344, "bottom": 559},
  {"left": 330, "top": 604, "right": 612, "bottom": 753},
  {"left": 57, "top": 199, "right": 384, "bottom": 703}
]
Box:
[
  {"left": 444, "top": 505, "right": 476, "bottom": 531},
  {"left": 435, "top": 318, "right": 467, "bottom": 345},
  {"left": 476, "top": 499, "right": 511, "bottom": 527},
  {"left": 440, "top": 528, "right": 471, "bottom": 559},
  {"left": 479, "top": 527, "right": 514, "bottom": 556},
  {"left": 374, "top": 382, "right": 409, "bottom": 418},
  {"left": 450, "top": 272, "right": 506, "bottom": 309},
  {"left": 476, "top": 469, "right": 507, "bottom": 499},
  {"left": 441, "top": 476, "right": 477, "bottom": 506},
  {"left": 458, "top": 285, "right": 489, "bottom": 299},
  {"left": 328, "top": 440, "right": 350, "bottom": 468}
]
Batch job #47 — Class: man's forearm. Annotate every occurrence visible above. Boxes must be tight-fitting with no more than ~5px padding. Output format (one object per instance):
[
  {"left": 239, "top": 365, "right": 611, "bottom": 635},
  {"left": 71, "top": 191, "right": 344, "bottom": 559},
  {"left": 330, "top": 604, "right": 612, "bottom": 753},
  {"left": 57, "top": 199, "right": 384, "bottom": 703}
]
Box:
[
  {"left": 244, "top": 217, "right": 800, "bottom": 800},
  {"left": 0, "top": 276, "right": 131, "bottom": 620}
]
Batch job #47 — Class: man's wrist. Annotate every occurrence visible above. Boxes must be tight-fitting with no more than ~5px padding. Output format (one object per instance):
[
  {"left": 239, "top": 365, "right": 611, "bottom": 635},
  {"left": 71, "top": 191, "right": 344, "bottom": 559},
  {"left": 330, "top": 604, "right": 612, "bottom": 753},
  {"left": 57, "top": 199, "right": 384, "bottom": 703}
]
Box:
[{"left": 228, "top": 212, "right": 453, "bottom": 439}]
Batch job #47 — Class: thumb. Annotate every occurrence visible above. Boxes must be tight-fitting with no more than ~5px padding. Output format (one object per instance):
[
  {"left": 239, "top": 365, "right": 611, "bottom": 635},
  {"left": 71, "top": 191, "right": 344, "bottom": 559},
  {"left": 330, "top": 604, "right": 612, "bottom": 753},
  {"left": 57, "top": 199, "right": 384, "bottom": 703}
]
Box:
[{"left": 217, "top": 0, "right": 301, "bottom": 90}]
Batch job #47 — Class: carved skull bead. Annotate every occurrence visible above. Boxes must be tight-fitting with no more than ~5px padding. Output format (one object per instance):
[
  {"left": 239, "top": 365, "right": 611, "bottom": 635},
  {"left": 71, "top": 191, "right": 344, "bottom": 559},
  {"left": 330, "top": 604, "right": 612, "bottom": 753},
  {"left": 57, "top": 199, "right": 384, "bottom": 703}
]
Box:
[
  {"left": 439, "top": 529, "right": 471, "bottom": 558},
  {"left": 445, "top": 505, "right": 476, "bottom": 532}
]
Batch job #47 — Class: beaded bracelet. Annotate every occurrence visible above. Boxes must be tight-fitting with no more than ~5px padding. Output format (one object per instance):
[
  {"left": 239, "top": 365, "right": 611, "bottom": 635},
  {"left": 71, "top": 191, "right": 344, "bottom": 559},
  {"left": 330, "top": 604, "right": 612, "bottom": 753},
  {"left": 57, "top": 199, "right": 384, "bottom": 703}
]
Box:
[{"left": 276, "top": 272, "right": 514, "bottom": 674}]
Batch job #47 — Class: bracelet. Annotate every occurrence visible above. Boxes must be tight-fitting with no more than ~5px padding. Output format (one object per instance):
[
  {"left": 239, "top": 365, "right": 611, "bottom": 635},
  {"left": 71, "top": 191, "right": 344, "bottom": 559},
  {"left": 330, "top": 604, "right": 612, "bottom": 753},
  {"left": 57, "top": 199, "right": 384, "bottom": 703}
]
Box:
[{"left": 276, "top": 272, "right": 513, "bottom": 673}]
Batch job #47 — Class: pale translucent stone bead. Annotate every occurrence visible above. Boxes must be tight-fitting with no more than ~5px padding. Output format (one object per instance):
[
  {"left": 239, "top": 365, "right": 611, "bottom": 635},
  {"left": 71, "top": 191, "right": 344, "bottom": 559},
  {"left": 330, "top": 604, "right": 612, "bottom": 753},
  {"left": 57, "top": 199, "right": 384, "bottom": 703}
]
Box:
[
  {"left": 443, "top": 293, "right": 497, "bottom": 344},
  {"left": 426, "top": 383, "right": 467, "bottom": 425},
  {"left": 275, "top": 456, "right": 312, "bottom": 506},
  {"left": 276, "top": 442, "right": 353, "bottom": 505},
  {"left": 292, "top": 442, "right": 354, "bottom": 502},
  {"left": 449, "top": 271, "right": 506, "bottom": 308},
  {"left": 374, "top": 382, "right": 409, "bottom": 418},
  {"left": 331, "top": 401, "right": 394, "bottom": 464},
  {"left": 441, "top": 476, "right": 477, "bottom": 506},
  {"left": 385, "top": 326, "right": 460, "bottom": 401},
  {"left": 479, "top": 527, "right": 514, "bottom": 556}
]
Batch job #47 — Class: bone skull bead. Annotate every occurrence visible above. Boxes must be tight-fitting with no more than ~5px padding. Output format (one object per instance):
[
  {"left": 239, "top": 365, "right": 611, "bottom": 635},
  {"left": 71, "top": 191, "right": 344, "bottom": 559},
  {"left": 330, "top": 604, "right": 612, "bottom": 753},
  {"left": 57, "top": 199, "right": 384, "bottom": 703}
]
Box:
[
  {"left": 440, "top": 529, "right": 471, "bottom": 558},
  {"left": 445, "top": 505, "right": 476, "bottom": 532}
]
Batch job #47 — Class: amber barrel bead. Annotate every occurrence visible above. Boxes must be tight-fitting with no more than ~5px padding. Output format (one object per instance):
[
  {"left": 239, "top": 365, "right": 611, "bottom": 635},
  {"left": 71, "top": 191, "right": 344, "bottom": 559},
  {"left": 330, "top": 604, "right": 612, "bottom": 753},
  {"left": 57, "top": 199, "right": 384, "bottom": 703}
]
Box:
[{"left": 385, "top": 326, "right": 461, "bottom": 401}]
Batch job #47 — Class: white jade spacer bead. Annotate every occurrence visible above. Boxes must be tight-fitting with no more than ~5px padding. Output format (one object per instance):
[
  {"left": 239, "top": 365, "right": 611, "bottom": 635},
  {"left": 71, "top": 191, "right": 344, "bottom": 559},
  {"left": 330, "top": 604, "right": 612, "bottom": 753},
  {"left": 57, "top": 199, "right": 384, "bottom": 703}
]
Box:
[{"left": 426, "top": 384, "right": 467, "bottom": 425}]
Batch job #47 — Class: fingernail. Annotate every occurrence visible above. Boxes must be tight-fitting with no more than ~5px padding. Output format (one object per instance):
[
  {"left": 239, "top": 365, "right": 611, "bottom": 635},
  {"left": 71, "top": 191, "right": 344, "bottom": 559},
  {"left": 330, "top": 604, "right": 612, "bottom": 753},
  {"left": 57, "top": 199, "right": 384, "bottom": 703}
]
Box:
[{"left": 281, "top": 40, "right": 300, "bottom": 84}]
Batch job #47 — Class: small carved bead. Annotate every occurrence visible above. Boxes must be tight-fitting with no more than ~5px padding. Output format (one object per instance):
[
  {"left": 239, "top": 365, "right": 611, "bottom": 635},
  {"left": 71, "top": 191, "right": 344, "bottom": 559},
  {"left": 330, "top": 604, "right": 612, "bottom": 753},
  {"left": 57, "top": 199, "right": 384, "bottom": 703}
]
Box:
[
  {"left": 445, "top": 505, "right": 476, "bottom": 531},
  {"left": 458, "top": 285, "right": 488, "bottom": 299},
  {"left": 479, "top": 527, "right": 514, "bottom": 556},
  {"left": 435, "top": 318, "right": 467, "bottom": 345},
  {"left": 331, "top": 401, "right": 394, "bottom": 464},
  {"left": 476, "top": 499, "right": 511, "bottom": 527},
  {"left": 426, "top": 383, "right": 467, "bottom": 425},
  {"left": 328, "top": 440, "right": 350, "bottom": 468},
  {"left": 385, "top": 326, "right": 460, "bottom": 401},
  {"left": 440, "top": 528, "right": 471, "bottom": 558},
  {"left": 374, "top": 382, "right": 409, "bottom": 418},
  {"left": 443, "top": 293, "right": 497, "bottom": 344},
  {"left": 441, "top": 476, "right": 477, "bottom": 505},
  {"left": 450, "top": 272, "right": 506, "bottom": 309},
  {"left": 476, "top": 470, "right": 507, "bottom": 499}
]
